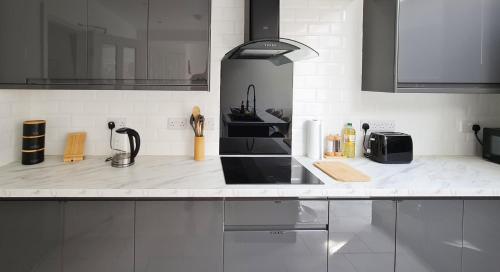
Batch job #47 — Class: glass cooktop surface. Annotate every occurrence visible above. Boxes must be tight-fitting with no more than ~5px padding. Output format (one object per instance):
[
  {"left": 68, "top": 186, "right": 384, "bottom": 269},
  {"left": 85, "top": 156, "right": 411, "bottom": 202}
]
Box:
[{"left": 221, "top": 157, "right": 323, "bottom": 185}]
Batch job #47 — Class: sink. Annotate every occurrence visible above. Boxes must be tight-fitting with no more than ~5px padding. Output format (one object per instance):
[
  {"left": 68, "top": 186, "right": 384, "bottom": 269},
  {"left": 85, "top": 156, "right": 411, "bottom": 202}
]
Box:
[
  {"left": 228, "top": 109, "right": 264, "bottom": 122},
  {"left": 229, "top": 114, "right": 263, "bottom": 122}
]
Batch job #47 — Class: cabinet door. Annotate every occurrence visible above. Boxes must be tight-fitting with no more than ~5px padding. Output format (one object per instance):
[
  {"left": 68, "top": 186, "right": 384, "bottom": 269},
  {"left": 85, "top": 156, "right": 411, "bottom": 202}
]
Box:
[
  {"left": 224, "top": 230, "right": 327, "bottom": 272},
  {"left": 87, "top": 0, "right": 148, "bottom": 80},
  {"left": 398, "top": 0, "right": 482, "bottom": 84},
  {"left": 148, "top": 0, "right": 210, "bottom": 88},
  {"left": 62, "top": 201, "right": 134, "bottom": 272},
  {"left": 329, "top": 200, "right": 396, "bottom": 272},
  {"left": 396, "top": 200, "right": 463, "bottom": 272},
  {"left": 462, "top": 200, "right": 500, "bottom": 271},
  {"left": 0, "top": 201, "right": 62, "bottom": 272},
  {"left": 480, "top": 0, "right": 500, "bottom": 83},
  {"left": 135, "top": 201, "right": 223, "bottom": 272},
  {"left": 0, "top": 0, "right": 87, "bottom": 84}
]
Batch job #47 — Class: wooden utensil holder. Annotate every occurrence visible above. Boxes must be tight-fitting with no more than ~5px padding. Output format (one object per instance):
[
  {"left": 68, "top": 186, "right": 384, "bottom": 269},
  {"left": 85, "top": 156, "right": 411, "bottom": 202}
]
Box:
[{"left": 194, "top": 136, "right": 205, "bottom": 161}]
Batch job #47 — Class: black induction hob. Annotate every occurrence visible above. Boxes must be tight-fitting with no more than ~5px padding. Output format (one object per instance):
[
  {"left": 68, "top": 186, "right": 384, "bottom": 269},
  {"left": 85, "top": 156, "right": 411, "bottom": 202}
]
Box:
[{"left": 221, "top": 157, "right": 323, "bottom": 185}]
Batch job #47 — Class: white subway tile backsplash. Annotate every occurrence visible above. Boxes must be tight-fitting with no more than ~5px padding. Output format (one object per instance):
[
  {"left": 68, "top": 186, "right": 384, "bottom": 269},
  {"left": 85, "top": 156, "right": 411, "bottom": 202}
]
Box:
[{"left": 0, "top": 0, "right": 499, "bottom": 166}]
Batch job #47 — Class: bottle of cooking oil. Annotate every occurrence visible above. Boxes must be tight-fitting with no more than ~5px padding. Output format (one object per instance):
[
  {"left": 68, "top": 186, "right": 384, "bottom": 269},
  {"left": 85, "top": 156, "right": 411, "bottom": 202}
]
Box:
[{"left": 342, "top": 123, "right": 356, "bottom": 158}]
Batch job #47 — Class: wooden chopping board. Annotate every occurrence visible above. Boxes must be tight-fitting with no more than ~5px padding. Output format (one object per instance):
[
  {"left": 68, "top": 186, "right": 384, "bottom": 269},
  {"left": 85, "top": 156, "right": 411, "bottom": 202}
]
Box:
[
  {"left": 314, "top": 161, "right": 370, "bottom": 182},
  {"left": 63, "top": 132, "right": 87, "bottom": 163}
]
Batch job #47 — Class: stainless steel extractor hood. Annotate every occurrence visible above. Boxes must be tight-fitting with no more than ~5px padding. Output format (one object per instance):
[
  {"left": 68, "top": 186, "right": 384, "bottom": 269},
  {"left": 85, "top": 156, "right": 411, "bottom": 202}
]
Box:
[{"left": 222, "top": 0, "right": 319, "bottom": 64}]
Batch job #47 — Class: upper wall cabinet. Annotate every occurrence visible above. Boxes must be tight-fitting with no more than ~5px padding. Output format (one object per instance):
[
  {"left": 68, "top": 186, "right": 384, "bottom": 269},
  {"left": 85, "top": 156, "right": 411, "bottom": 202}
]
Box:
[
  {"left": 0, "top": 0, "right": 210, "bottom": 90},
  {"left": 362, "top": 0, "right": 500, "bottom": 93}
]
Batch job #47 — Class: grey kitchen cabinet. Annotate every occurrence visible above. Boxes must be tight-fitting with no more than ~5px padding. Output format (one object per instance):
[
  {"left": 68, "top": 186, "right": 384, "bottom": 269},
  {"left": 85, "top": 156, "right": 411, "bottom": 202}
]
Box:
[
  {"left": 224, "top": 230, "right": 328, "bottom": 272},
  {"left": 329, "top": 200, "right": 396, "bottom": 272},
  {"left": 62, "top": 201, "right": 135, "bottom": 272},
  {"left": 87, "top": 0, "right": 148, "bottom": 80},
  {"left": 462, "top": 200, "right": 500, "bottom": 272},
  {"left": 135, "top": 200, "right": 223, "bottom": 272},
  {"left": 395, "top": 200, "right": 463, "bottom": 272},
  {"left": 0, "top": 0, "right": 87, "bottom": 84},
  {"left": 0, "top": 201, "right": 63, "bottom": 272},
  {"left": 148, "top": 0, "right": 210, "bottom": 90},
  {"left": 362, "top": 0, "right": 500, "bottom": 93},
  {"left": 0, "top": 0, "right": 210, "bottom": 90}
]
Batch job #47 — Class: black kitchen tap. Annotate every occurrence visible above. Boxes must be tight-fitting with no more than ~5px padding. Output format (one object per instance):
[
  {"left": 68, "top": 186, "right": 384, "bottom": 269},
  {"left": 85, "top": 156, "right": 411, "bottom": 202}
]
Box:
[{"left": 246, "top": 84, "right": 256, "bottom": 117}]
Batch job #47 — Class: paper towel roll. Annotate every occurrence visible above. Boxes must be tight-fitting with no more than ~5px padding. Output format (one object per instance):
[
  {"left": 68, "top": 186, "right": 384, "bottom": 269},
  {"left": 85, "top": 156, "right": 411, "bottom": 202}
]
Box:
[{"left": 306, "top": 120, "right": 323, "bottom": 160}]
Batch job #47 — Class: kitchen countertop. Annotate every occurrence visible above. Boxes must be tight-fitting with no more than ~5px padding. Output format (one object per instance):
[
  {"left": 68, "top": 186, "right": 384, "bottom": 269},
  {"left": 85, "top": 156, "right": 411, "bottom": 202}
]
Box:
[{"left": 0, "top": 155, "right": 499, "bottom": 198}]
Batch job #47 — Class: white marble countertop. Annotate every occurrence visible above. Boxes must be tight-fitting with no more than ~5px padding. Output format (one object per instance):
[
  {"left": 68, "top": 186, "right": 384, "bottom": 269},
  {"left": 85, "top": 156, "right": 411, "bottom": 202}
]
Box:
[{"left": 0, "top": 155, "right": 499, "bottom": 198}]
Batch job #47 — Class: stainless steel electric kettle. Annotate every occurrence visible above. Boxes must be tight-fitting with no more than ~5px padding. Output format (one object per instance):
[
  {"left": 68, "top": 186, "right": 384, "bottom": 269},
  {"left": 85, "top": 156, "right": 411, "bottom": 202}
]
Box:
[{"left": 110, "top": 127, "right": 141, "bottom": 168}]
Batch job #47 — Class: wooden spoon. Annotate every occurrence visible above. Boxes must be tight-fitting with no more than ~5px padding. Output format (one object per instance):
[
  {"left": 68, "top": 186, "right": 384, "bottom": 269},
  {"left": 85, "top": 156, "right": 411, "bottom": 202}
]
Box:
[{"left": 192, "top": 106, "right": 201, "bottom": 119}]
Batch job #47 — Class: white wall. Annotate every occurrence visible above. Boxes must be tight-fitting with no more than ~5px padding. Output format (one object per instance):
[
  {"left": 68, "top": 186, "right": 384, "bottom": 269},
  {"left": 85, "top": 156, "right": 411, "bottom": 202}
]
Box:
[
  {"left": 284, "top": 0, "right": 500, "bottom": 156},
  {"left": 0, "top": 91, "right": 30, "bottom": 166},
  {"left": 1, "top": 0, "right": 499, "bottom": 166}
]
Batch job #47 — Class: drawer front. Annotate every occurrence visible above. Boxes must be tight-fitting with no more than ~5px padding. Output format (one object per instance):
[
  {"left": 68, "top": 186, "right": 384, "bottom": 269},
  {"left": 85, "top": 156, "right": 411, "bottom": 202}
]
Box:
[
  {"left": 224, "top": 230, "right": 327, "bottom": 272},
  {"left": 225, "top": 200, "right": 328, "bottom": 226}
]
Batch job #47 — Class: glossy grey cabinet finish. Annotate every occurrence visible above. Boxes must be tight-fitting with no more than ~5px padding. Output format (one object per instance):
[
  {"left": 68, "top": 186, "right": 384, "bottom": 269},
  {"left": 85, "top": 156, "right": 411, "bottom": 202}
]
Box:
[
  {"left": 0, "top": 201, "right": 62, "bottom": 272},
  {"left": 462, "top": 200, "right": 500, "bottom": 272},
  {"left": 0, "top": 0, "right": 209, "bottom": 90},
  {"left": 396, "top": 200, "right": 463, "bottom": 272},
  {"left": 362, "top": 0, "right": 500, "bottom": 93},
  {"left": 148, "top": 0, "right": 210, "bottom": 88},
  {"left": 329, "top": 200, "right": 396, "bottom": 272},
  {"left": 135, "top": 201, "right": 223, "bottom": 272},
  {"left": 0, "top": 0, "right": 87, "bottom": 84},
  {"left": 225, "top": 200, "right": 328, "bottom": 226},
  {"left": 224, "top": 230, "right": 327, "bottom": 272},
  {"left": 62, "top": 201, "right": 134, "bottom": 272},
  {"left": 87, "top": 0, "right": 148, "bottom": 80},
  {"left": 398, "top": 0, "right": 482, "bottom": 84}
]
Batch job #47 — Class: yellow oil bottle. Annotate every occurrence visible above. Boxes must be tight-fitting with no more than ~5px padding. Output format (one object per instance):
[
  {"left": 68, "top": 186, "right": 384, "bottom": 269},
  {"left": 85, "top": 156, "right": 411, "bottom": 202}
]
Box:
[{"left": 342, "top": 123, "right": 356, "bottom": 158}]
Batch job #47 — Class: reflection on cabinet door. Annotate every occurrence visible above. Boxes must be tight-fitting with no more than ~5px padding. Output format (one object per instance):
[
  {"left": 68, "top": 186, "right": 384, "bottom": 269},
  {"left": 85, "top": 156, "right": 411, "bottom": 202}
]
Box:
[
  {"left": 396, "top": 200, "right": 463, "bottom": 272},
  {"left": 148, "top": 0, "right": 210, "bottom": 86},
  {"left": 398, "top": 0, "right": 482, "bottom": 84},
  {"left": 225, "top": 230, "right": 327, "bottom": 272},
  {"left": 329, "top": 200, "right": 396, "bottom": 272},
  {"left": 135, "top": 201, "right": 223, "bottom": 272},
  {"left": 0, "top": 201, "right": 62, "bottom": 272},
  {"left": 0, "top": 0, "right": 87, "bottom": 84},
  {"left": 463, "top": 200, "right": 500, "bottom": 272},
  {"left": 87, "top": 0, "right": 148, "bottom": 80},
  {"left": 62, "top": 201, "right": 134, "bottom": 272}
]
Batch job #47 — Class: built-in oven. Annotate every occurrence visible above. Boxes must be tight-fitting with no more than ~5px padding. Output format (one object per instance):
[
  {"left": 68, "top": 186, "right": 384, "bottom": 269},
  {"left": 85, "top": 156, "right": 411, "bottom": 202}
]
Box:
[{"left": 223, "top": 200, "right": 328, "bottom": 272}]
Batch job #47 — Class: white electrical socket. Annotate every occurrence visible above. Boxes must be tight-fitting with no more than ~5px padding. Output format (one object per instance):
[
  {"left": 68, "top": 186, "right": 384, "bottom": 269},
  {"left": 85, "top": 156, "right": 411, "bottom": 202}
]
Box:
[
  {"left": 360, "top": 120, "right": 396, "bottom": 133},
  {"left": 107, "top": 118, "right": 127, "bottom": 129},
  {"left": 458, "top": 120, "right": 479, "bottom": 133},
  {"left": 167, "top": 117, "right": 188, "bottom": 130},
  {"left": 106, "top": 118, "right": 127, "bottom": 150}
]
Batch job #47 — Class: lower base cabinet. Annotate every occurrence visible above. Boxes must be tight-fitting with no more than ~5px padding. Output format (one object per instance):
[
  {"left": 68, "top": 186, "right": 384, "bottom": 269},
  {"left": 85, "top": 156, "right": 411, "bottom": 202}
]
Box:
[
  {"left": 396, "top": 200, "right": 463, "bottom": 272},
  {"left": 135, "top": 200, "right": 223, "bottom": 272},
  {"left": 62, "top": 201, "right": 135, "bottom": 272},
  {"left": 463, "top": 200, "right": 500, "bottom": 271},
  {"left": 329, "top": 200, "right": 396, "bottom": 272},
  {"left": 0, "top": 201, "right": 62, "bottom": 272},
  {"left": 224, "top": 230, "right": 327, "bottom": 272}
]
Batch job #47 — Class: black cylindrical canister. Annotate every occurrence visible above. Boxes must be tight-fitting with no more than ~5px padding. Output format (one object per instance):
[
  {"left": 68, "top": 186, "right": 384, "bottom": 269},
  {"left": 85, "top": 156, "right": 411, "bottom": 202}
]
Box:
[
  {"left": 22, "top": 148, "right": 45, "bottom": 165},
  {"left": 22, "top": 135, "right": 45, "bottom": 150},
  {"left": 23, "top": 120, "right": 46, "bottom": 137}
]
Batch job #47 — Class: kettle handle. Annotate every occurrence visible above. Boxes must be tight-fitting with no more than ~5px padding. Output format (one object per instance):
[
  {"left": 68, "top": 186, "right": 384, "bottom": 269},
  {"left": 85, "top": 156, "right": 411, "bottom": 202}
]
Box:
[{"left": 126, "top": 129, "right": 141, "bottom": 161}]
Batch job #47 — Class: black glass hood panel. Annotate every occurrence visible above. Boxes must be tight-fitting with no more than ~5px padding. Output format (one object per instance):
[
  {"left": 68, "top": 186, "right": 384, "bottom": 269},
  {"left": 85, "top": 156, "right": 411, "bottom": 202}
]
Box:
[
  {"left": 223, "top": 38, "right": 319, "bottom": 65},
  {"left": 220, "top": 58, "right": 293, "bottom": 155},
  {"left": 222, "top": 157, "right": 323, "bottom": 185}
]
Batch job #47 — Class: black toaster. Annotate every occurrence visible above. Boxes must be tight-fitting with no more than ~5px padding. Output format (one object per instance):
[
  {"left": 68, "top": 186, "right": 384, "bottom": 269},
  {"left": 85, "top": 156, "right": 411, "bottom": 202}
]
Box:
[{"left": 367, "top": 132, "right": 413, "bottom": 164}]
